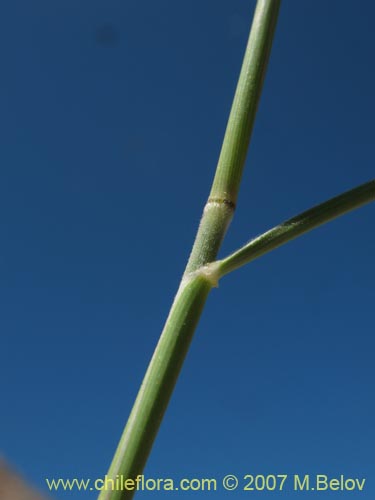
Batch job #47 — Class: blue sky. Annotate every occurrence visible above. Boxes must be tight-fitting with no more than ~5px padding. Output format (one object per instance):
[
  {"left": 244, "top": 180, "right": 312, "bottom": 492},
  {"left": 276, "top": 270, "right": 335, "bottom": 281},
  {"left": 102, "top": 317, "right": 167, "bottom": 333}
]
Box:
[{"left": 1, "top": 0, "right": 374, "bottom": 498}]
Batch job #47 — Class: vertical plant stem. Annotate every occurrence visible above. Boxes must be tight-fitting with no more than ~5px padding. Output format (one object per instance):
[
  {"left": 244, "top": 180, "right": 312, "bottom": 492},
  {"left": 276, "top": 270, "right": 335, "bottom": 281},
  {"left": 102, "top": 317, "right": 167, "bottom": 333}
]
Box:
[
  {"left": 99, "top": 2, "right": 281, "bottom": 499},
  {"left": 185, "top": 0, "right": 281, "bottom": 274},
  {"left": 100, "top": 275, "right": 212, "bottom": 500}
]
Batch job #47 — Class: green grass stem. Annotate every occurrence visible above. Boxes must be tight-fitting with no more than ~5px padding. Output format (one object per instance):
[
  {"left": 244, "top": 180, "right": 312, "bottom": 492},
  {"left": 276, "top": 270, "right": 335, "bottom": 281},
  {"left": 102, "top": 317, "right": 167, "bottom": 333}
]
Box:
[
  {"left": 99, "top": 2, "right": 281, "bottom": 499},
  {"left": 213, "top": 179, "right": 375, "bottom": 278},
  {"left": 99, "top": 3, "right": 375, "bottom": 500}
]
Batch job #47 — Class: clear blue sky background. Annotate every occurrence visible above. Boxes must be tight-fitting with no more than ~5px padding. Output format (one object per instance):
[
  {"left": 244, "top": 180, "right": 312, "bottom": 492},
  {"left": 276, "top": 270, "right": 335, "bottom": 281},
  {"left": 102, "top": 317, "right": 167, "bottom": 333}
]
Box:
[{"left": 1, "top": 1, "right": 374, "bottom": 498}]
